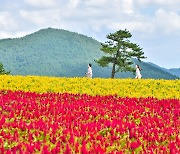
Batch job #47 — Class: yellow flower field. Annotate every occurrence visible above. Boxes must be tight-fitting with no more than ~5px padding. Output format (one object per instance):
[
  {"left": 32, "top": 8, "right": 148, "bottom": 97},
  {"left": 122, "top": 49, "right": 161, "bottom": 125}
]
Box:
[{"left": 0, "top": 75, "right": 179, "bottom": 99}]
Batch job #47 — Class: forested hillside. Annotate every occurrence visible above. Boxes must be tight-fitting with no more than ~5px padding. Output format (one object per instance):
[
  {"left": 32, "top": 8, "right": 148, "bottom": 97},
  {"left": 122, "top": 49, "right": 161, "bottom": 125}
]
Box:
[
  {"left": 147, "top": 62, "right": 180, "bottom": 78},
  {"left": 0, "top": 28, "right": 178, "bottom": 79},
  {"left": 168, "top": 68, "right": 180, "bottom": 77},
  {"left": 0, "top": 28, "right": 103, "bottom": 77}
]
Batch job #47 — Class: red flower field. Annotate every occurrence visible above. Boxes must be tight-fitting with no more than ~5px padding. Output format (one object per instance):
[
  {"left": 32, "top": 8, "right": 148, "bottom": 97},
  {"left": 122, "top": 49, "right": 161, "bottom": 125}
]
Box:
[{"left": 0, "top": 90, "right": 179, "bottom": 153}]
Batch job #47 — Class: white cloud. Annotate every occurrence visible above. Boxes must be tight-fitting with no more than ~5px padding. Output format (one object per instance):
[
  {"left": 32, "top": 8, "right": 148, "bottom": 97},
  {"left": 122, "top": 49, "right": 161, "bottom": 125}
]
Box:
[
  {"left": 20, "top": 10, "right": 46, "bottom": 25},
  {"left": 67, "top": 0, "right": 81, "bottom": 10},
  {"left": 108, "top": 21, "right": 154, "bottom": 33},
  {"left": 0, "top": 31, "right": 13, "bottom": 39},
  {"left": 1, "top": 0, "right": 180, "bottom": 39},
  {"left": 0, "top": 30, "right": 32, "bottom": 39},
  {"left": 121, "top": 0, "right": 135, "bottom": 14},
  {"left": 136, "top": 0, "right": 180, "bottom": 6},
  {"left": 19, "top": 9, "right": 61, "bottom": 26},
  {"left": 24, "top": 0, "right": 56, "bottom": 8},
  {"left": 155, "top": 9, "right": 180, "bottom": 34},
  {"left": 85, "top": 0, "right": 107, "bottom": 4},
  {"left": 0, "top": 12, "right": 18, "bottom": 30}
]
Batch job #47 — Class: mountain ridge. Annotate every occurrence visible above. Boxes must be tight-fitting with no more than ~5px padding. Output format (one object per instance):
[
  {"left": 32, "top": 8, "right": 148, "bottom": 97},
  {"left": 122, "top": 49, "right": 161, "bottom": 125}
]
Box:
[{"left": 147, "top": 62, "right": 180, "bottom": 78}]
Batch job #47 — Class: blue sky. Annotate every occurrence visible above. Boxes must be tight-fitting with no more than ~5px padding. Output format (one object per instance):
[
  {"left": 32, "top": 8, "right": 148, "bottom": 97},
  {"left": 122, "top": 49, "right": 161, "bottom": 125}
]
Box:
[{"left": 0, "top": 0, "right": 180, "bottom": 68}]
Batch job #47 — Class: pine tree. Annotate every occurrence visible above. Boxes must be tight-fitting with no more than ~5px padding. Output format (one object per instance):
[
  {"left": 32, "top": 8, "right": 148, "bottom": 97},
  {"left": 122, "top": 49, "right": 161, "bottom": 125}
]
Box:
[{"left": 96, "top": 29, "right": 146, "bottom": 78}]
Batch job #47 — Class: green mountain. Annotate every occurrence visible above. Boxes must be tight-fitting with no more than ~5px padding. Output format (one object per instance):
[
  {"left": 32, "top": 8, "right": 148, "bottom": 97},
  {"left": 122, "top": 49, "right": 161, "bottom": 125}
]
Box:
[
  {"left": 147, "top": 62, "right": 180, "bottom": 78},
  {"left": 0, "top": 28, "right": 178, "bottom": 79},
  {"left": 168, "top": 68, "right": 180, "bottom": 77}
]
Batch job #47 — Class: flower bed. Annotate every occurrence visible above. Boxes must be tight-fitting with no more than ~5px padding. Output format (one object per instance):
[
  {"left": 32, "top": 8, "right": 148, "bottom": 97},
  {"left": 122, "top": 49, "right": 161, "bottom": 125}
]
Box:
[
  {"left": 0, "top": 75, "right": 179, "bottom": 99},
  {"left": 0, "top": 90, "right": 179, "bottom": 153}
]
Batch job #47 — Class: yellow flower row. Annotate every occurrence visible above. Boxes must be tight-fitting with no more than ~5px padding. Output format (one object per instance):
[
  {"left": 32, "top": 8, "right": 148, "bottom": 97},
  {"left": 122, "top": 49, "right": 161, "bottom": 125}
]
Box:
[{"left": 0, "top": 75, "right": 179, "bottom": 99}]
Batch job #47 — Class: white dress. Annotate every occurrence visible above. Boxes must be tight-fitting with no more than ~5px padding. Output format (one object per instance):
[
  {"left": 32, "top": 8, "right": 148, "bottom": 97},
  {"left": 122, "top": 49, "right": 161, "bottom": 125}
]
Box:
[
  {"left": 87, "top": 67, "right": 92, "bottom": 78},
  {"left": 136, "top": 68, "right": 142, "bottom": 79}
]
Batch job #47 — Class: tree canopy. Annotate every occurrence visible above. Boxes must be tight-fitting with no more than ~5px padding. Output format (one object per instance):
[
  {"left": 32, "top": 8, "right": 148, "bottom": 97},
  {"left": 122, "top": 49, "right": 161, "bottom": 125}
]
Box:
[
  {"left": 96, "top": 29, "right": 146, "bottom": 78},
  {"left": 0, "top": 63, "right": 10, "bottom": 75}
]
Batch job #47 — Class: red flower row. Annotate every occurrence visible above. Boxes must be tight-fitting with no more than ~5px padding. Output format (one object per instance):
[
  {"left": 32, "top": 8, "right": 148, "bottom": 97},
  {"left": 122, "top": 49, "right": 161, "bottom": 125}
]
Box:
[{"left": 0, "top": 90, "right": 179, "bottom": 153}]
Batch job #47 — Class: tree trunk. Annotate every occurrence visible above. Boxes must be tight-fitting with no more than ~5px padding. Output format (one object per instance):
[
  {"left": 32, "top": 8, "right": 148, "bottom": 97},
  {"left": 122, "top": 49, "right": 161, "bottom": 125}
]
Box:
[
  {"left": 111, "top": 51, "right": 119, "bottom": 78},
  {"left": 111, "top": 62, "right": 116, "bottom": 78}
]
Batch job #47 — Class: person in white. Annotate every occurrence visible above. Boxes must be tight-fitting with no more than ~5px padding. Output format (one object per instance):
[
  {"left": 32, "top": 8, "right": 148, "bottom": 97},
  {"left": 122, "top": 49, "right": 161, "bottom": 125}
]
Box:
[
  {"left": 86, "top": 63, "right": 92, "bottom": 78},
  {"left": 135, "top": 64, "right": 142, "bottom": 79}
]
